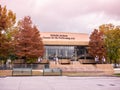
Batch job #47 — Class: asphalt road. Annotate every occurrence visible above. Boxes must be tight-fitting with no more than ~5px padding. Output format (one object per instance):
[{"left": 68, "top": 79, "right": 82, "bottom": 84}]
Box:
[{"left": 0, "top": 76, "right": 120, "bottom": 90}]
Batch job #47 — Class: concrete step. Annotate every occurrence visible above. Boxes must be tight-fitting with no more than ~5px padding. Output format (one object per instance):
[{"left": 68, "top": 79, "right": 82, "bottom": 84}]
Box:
[{"left": 50, "top": 61, "right": 114, "bottom": 75}]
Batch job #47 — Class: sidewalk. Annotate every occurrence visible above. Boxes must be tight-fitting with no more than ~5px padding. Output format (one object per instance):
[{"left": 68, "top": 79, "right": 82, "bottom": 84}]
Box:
[{"left": 0, "top": 76, "right": 120, "bottom": 90}]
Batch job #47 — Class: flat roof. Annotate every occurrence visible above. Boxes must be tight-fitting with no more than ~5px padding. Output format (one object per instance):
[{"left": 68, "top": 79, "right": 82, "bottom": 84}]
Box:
[{"left": 41, "top": 32, "right": 89, "bottom": 46}]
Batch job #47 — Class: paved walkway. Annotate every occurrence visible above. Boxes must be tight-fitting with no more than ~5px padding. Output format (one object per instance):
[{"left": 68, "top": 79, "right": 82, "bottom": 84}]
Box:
[{"left": 0, "top": 76, "right": 120, "bottom": 90}]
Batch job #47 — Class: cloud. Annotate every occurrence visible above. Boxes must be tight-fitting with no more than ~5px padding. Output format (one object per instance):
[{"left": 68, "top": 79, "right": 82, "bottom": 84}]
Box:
[
  {"left": 37, "top": 0, "right": 120, "bottom": 18},
  {"left": 1, "top": 0, "right": 120, "bottom": 34}
]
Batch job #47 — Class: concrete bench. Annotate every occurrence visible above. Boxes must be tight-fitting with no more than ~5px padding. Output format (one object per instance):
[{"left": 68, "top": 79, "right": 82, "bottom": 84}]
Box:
[
  {"left": 43, "top": 68, "right": 62, "bottom": 76},
  {"left": 59, "top": 59, "right": 71, "bottom": 64},
  {"left": 12, "top": 68, "right": 32, "bottom": 76},
  {"left": 79, "top": 59, "right": 96, "bottom": 64}
]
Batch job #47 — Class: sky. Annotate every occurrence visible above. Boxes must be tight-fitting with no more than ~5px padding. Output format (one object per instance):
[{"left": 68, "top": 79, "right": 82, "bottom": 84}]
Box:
[{"left": 1, "top": 0, "right": 120, "bottom": 34}]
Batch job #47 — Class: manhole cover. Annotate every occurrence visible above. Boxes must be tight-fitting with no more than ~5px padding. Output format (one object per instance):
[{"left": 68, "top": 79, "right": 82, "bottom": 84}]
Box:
[
  {"left": 110, "top": 84, "right": 115, "bottom": 86},
  {"left": 97, "top": 84, "right": 104, "bottom": 86}
]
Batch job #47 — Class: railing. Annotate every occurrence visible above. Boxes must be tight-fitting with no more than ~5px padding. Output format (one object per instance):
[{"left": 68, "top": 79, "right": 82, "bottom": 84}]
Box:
[
  {"left": 0, "top": 64, "right": 47, "bottom": 70},
  {"left": 12, "top": 68, "right": 32, "bottom": 76},
  {"left": 43, "top": 68, "right": 62, "bottom": 76}
]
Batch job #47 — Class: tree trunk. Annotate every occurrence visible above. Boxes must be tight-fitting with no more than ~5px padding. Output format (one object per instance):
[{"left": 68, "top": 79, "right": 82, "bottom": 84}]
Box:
[{"left": 114, "top": 59, "right": 117, "bottom": 68}]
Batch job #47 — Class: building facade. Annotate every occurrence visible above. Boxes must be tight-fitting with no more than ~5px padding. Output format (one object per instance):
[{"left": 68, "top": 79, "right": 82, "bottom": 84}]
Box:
[{"left": 41, "top": 32, "right": 90, "bottom": 60}]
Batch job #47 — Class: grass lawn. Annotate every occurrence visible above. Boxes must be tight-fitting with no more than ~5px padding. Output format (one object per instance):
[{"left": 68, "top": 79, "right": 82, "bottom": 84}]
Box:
[{"left": 113, "top": 73, "right": 120, "bottom": 77}]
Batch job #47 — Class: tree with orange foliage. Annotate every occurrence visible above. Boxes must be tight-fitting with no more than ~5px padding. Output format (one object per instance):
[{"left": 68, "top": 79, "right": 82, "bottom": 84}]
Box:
[
  {"left": 89, "top": 29, "right": 106, "bottom": 63},
  {"left": 99, "top": 24, "right": 120, "bottom": 66},
  {"left": 0, "top": 5, "right": 16, "bottom": 60},
  {"left": 14, "top": 16, "right": 44, "bottom": 63}
]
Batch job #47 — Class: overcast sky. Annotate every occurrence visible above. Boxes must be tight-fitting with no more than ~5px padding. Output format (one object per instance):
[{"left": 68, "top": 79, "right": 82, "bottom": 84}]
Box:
[{"left": 1, "top": 0, "right": 120, "bottom": 34}]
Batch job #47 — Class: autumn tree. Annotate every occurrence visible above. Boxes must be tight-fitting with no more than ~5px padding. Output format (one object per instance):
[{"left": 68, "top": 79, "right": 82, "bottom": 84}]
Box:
[
  {"left": 14, "top": 16, "right": 44, "bottom": 63},
  {"left": 99, "top": 24, "right": 120, "bottom": 66},
  {"left": 89, "top": 29, "right": 106, "bottom": 63},
  {"left": 0, "top": 5, "right": 16, "bottom": 60}
]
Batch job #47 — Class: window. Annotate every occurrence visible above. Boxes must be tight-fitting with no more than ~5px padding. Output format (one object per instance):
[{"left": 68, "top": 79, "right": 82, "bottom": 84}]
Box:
[{"left": 44, "top": 46, "right": 74, "bottom": 60}]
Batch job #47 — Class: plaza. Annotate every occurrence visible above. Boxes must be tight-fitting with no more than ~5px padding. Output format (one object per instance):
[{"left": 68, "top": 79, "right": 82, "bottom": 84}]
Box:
[{"left": 0, "top": 76, "right": 120, "bottom": 90}]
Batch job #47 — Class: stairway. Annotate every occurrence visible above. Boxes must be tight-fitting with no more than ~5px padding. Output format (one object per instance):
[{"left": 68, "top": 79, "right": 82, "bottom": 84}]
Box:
[{"left": 50, "top": 61, "right": 114, "bottom": 76}]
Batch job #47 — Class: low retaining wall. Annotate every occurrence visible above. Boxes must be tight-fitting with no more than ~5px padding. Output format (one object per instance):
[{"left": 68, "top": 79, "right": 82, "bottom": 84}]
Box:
[
  {"left": 0, "top": 70, "right": 12, "bottom": 76},
  {"left": 0, "top": 62, "right": 114, "bottom": 76}
]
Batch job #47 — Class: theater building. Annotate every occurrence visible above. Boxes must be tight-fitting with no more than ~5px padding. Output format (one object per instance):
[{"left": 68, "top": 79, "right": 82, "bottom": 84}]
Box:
[{"left": 41, "top": 32, "right": 90, "bottom": 60}]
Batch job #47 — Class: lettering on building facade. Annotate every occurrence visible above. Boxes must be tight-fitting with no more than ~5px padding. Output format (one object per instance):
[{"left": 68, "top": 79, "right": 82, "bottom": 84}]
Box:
[{"left": 42, "top": 34, "right": 75, "bottom": 40}]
